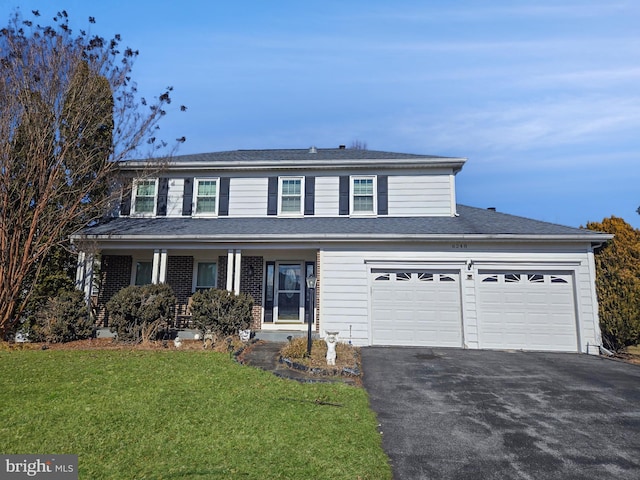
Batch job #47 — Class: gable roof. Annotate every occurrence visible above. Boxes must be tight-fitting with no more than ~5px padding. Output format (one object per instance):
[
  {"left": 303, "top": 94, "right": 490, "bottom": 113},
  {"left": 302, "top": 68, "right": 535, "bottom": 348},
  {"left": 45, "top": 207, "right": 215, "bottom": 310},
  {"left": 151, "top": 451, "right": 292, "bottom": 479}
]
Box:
[
  {"left": 121, "top": 148, "right": 467, "bottom": 172},
  {"left": 74, "top": 205, "right": 611, "bottom": 245}
]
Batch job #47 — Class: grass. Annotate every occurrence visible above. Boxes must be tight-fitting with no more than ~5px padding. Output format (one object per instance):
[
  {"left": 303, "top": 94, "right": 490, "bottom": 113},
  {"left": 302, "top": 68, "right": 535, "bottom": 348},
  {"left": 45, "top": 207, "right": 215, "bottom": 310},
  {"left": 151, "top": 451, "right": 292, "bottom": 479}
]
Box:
[{"left": 0, "top": 349, "right": 391, "bottom": 479}]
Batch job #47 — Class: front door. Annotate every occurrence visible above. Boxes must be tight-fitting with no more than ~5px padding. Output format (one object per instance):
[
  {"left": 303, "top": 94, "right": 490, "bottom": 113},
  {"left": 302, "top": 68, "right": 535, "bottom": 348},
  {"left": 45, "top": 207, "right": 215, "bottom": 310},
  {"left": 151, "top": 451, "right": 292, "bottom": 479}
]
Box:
[{"left": 275, "top": 263, "right": 304, "bottom": 322}]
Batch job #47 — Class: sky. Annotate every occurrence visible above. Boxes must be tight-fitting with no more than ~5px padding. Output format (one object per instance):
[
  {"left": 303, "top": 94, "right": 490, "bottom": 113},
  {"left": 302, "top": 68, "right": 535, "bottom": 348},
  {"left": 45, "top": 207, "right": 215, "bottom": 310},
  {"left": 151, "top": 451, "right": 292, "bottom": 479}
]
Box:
[{"left": 3, "top": 0, "right": 639, "bottom": 228}]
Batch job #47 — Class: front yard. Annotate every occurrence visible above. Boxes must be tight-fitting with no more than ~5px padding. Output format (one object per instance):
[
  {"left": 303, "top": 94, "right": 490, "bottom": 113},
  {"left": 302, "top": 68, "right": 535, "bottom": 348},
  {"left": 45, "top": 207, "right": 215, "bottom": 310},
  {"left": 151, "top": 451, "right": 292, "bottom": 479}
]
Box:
[{"left": 0, "top": 348, "right": 391, "bottom": 479}]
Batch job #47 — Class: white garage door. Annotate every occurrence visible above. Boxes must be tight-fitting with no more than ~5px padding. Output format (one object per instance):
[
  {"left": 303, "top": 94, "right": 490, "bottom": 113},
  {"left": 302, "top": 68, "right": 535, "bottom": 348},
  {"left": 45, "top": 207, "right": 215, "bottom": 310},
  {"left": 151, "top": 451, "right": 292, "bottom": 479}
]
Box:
[
  {"left": 477, "top": 272, "right": 578, "bottom": 352},
  {"left": 371, "top": 270, "right": 462, "bottom": 347}
]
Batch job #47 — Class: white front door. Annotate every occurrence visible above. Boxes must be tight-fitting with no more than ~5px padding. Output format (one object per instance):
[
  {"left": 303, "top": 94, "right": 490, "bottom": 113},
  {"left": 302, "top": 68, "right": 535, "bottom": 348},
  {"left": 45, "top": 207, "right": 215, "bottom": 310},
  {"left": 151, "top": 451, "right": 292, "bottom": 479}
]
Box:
[{"left": 275, "top": 263, "right": 304, "bottom": 322}]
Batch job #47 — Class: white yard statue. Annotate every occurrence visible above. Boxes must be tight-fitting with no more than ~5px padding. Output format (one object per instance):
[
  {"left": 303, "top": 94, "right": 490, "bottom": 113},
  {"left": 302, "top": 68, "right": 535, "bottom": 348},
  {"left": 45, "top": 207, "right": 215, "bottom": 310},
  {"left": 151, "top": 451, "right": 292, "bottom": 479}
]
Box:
[{"left": 325, "top": 331, "right": 339, "bottom": 366}]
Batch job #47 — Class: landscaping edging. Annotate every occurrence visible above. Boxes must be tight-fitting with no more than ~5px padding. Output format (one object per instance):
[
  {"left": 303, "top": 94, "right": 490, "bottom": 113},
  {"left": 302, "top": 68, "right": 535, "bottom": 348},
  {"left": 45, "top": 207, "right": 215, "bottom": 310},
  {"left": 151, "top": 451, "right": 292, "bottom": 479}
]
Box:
[{"left": 279, "top": 351, "right": 361, "bottom": 377}]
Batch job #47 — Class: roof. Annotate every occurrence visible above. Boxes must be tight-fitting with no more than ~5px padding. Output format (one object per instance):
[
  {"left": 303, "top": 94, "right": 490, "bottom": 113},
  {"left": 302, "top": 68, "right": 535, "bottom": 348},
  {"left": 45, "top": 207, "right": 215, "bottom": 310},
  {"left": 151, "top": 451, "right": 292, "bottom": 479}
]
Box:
[
  {"left": 73, "top": 205, "right": 612, "bottom": 244},
  {"left": 120, "top": 148, "right": 467, "bottom": 172}
]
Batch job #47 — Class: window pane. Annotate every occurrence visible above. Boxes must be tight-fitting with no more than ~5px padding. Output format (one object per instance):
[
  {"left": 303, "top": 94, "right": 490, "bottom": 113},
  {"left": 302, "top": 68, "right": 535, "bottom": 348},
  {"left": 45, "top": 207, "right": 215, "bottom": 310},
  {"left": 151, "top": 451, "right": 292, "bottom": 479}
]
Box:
[
  {"left": 197, "top": 263, "right": 217, "bottom": 288},
  {"left": 197, "top": 181, "right": 217, "bottom": 196},
  {"left": 282, "top": 179, "right": 301, "bottom": 195},
  {"left": 136, "top": 180, "right": 156, "bottom": 196},
  {"left": 196, "top": 197, "right": 216, "bottom": 213},
  {"left": 135, "top": 261, "right": 152, "bottom": 285},
  {"left": 353, "top": 196, "right": 373, "bottom": 212},
  {"left": 135, "top": 197, "right": 155, "bottom": 213},
  {"left": 353, "top": 179, "right": 373, "bottom": 195},
  {"left": 281, "top": 196, "right": 301, "bottom": 212}
]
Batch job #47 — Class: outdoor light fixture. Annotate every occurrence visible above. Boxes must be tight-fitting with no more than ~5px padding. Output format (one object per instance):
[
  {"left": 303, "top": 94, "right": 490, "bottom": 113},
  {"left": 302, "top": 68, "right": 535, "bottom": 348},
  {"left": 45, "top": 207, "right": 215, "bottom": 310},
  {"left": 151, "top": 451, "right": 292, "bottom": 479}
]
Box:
[{"left": 306, "top": 275, "right": 317, "bottom": 356}]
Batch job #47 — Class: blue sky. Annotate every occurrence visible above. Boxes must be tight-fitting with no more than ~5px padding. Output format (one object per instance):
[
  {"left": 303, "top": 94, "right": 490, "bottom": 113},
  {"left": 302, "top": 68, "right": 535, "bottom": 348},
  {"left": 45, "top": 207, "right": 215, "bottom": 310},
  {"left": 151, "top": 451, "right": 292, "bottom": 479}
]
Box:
[{"left": 4, "top": 0, "right": 639, "bottom": 228}]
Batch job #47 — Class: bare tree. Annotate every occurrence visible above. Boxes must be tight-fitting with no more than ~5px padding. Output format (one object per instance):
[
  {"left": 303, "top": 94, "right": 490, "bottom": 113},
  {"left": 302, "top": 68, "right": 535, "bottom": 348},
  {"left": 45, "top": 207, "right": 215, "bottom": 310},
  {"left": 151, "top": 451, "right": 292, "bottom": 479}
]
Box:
[
  {"left": 349, "top": 140, "right": 368, "bottom": 150},
  {"left": 0, "top": 10, "right": 183, "bottom": 336}
]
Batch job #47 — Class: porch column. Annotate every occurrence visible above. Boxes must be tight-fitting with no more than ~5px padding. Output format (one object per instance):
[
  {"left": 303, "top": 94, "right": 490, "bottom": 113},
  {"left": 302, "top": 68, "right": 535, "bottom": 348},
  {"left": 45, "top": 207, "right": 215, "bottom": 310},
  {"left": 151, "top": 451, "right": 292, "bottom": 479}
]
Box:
[
  {"left": 158, "top": 249, "right": 168, "bottom": 283},
  {"left": 75, "top": 251, "right": 86, "bottom": 290},
  {"left": 233, "top": 249, "right": 242, "bottom": 295},
  {"left": 226, "top": 249, "right": 234, "bottom": 291},
  {"left": 75, "top": 251, "right": 94, "bottom": 300}
]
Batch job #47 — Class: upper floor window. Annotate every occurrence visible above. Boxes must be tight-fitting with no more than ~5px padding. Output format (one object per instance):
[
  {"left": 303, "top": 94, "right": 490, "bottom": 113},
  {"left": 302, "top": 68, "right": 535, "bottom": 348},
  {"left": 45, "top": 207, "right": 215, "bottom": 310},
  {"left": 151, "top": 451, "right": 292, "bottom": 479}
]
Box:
[
  {"left": 195, "top": 178, "right": 218, "bottom": 215},
  {"left": 351, "top": 176, "right": 376, "bottom": 214},
  {"left": 132, "top": 179, "right": 157, "bottom": 215},
  {"left": 279, "top": 177, "right": 303, "bottom": 215}
]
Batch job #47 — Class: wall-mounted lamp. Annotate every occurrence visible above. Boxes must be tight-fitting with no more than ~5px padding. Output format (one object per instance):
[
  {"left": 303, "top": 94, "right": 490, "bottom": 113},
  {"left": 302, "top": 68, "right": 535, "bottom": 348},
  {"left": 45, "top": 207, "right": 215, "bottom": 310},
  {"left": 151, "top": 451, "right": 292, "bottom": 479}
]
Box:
[
  {"left": 466, "top": 259, "right": 474, "bottom": 271},
  {"left": 247, "top": 265, "right": 255, "bottom": 276}
]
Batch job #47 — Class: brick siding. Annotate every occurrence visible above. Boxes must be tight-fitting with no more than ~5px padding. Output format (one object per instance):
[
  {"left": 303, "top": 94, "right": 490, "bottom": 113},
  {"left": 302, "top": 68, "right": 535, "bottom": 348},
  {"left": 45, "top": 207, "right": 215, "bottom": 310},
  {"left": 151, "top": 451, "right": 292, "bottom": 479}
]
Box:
[
  {"left": 97, "top": 255, "right": 132, "bottom": 326},
  {"left": 166, "top": 256, "right": 194, "bottom": 315},
  {"left": 239, "top": 256, "right": 264, "bottom": 329}
]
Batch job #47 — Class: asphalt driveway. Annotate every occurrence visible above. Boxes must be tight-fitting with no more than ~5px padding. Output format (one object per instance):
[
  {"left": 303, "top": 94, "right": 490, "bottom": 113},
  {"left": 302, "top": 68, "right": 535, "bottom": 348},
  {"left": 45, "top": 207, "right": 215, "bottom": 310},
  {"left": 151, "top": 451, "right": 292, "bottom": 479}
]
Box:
[{"left": 361, "top": 347, "right": 640, "bottom": 480}]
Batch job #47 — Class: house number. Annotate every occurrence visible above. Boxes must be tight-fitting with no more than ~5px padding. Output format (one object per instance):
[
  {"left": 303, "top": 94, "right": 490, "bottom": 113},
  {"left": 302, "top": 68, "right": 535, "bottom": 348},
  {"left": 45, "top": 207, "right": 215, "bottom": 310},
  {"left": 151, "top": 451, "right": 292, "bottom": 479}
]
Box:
[{"left": 451, "top": 243, "right": 467, "bottom": 249}]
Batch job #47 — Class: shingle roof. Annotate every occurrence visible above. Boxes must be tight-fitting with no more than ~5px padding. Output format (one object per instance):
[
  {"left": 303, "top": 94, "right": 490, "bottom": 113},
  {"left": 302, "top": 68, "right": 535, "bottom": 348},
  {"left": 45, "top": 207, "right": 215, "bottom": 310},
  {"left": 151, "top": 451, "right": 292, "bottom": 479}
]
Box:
[
  {"left": 121, "top": 148, "right": 467, "bottom": 171},
  {"left": 74, "top": 205, "right": 610, "bottom": 243}
]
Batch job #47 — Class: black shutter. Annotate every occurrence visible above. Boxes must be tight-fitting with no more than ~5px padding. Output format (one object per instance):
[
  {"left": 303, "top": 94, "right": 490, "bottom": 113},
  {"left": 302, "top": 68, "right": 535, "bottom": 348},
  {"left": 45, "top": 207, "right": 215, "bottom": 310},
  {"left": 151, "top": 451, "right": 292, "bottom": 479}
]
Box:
[
  {"left": 157, "top": 178, "right": 169, "bottom": 216},
  {"left": 377, "top": 175, "right": 388, "bottom": 215},
  {"left": 119, "top": 178, "right": 132, "bottom": 216},
  {"left": 339, "top": 176, "right": 350, "bottom": 215},
  {"left": 304, "top": 176, "right": 315, "bottom": 216},
  {"left": 218, "top": 177, "right": 230, "bottom": 216},
  {"left": 182, "top": 178, "right": 193, "bottom": 216},
  {"left": 267, "top": 177, "right": 278, "bottom": 216},
  {"left": 264, "top": 262, "right": 275, "bottom": 323}
]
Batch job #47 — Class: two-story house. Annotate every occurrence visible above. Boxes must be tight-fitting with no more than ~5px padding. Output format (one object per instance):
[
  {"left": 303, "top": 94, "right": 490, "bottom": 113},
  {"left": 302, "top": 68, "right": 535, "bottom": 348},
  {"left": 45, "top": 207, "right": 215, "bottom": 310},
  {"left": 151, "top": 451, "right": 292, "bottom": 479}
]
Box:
[{"left": 72, "top": 147, "right": 611, "bottom": 353}]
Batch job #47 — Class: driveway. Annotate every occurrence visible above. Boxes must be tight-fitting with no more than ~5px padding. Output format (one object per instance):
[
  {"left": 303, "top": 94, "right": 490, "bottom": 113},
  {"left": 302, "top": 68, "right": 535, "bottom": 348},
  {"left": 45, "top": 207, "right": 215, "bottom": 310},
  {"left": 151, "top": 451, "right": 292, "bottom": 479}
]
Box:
[{"left": 361, "top": 347, "right": 640, "bottom": 480}]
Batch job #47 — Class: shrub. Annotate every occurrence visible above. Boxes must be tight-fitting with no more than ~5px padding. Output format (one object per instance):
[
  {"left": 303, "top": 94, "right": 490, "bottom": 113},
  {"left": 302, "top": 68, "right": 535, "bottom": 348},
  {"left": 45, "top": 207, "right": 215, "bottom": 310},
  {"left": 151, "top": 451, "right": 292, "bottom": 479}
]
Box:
[
  {"left": 189, "top": 289, "right": 253, "bottom": 339},
  {"left": 586, "top": 217, "right": 640, "bottom": 351},
  {"left": 31, "top": 289, "right": 94, "bottom": 343},
  {"left": 106, "top": 284, "right": 176, "bottom": 343}
]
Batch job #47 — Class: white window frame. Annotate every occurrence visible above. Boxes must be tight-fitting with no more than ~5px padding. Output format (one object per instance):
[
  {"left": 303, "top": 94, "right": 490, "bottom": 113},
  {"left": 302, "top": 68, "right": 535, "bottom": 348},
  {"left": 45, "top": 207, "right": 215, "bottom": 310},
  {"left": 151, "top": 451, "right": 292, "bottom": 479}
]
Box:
[
  {"left": 131, "top": 258, "right": 153, "bottom": 286},
  {"left": 131, "top": 178, "right": 158, "bottom": 216},
  {"left": 350, "top": 175, "right": 377, "bottom": 215},
  {"left": 193, "top": 177, "right": 219, "bottom": 217},
  {"left": 193, "top": 261, "right": 218, "bottom": 292},
  {"left": 278, "top": 176, "right": 304, "bottom": 216}
]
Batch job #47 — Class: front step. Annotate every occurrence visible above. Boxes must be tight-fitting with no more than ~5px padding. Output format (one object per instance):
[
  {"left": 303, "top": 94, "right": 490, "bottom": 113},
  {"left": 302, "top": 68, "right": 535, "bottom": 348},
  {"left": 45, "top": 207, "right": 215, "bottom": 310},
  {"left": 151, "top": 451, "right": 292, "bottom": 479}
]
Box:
[{"left": 254, "top": 330, "right": 320, "bottom": 343}]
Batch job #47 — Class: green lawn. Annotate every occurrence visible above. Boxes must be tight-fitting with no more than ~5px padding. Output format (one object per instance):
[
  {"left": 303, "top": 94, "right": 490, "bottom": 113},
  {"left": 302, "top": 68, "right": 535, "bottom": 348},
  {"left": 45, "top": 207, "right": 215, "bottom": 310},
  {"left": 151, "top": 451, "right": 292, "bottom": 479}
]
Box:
[{"left": 0, "top": 349, "right": 391, "bottom": 479}]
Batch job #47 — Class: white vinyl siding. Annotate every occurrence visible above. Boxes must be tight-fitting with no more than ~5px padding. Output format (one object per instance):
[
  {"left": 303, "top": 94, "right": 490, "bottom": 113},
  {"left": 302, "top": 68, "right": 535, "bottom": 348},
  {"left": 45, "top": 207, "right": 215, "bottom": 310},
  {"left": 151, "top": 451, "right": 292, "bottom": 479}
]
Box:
[
  {"left": 388, "top": 175, "right": 452, "bottom": 216},
  {"left": 320, "top": 245, "right": 601, "bottom": 353},
  {"left": 166, "top": 178, "right": 184, "bottom": 217},
  {"left": 228, "top": 178, "right": 268, "bottom": 217},
  {"left": 314, "top": 176, "right": 339, "bottom": 216}
]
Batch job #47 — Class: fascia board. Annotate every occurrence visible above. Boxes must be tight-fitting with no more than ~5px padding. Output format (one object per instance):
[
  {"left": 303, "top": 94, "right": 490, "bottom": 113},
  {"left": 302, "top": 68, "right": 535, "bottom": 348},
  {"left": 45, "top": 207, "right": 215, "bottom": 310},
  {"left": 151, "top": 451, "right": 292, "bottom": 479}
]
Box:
[
  {"left": 119, "top": 157, "right": 467, "bottom": 173},
  {"left": 73, "top": 232, "right": 613, "bottom": 244}
]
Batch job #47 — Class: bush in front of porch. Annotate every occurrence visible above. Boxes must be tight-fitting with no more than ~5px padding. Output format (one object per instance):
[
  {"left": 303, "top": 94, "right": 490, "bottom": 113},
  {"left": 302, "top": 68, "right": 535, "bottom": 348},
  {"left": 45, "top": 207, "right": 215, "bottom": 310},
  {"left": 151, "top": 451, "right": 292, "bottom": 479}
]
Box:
[{"left": 189, "top": 288, "right": 254, "bottom": 340}]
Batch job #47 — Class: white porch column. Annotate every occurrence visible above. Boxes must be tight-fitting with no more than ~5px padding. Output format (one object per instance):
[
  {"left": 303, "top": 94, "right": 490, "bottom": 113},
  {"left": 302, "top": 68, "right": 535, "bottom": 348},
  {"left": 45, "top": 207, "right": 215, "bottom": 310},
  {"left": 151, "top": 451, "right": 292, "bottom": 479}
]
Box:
[
  {"left": 226, "top": 249, "right": 234, "bottom": 291},
  {"left": 233, "top": 249, "right": 242, "bottom": 295},
  {"left": 83, "top": 253, "right": 95, "bottom": 300},
  {"left": 75, "top": 251, "right": 86, "bottom": 290},
  {"left": 152, "top": 249, "right": 161, "bottom": 284},
  {"left": 158, "top": 249, "right": 168, "bottom": 283}
]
